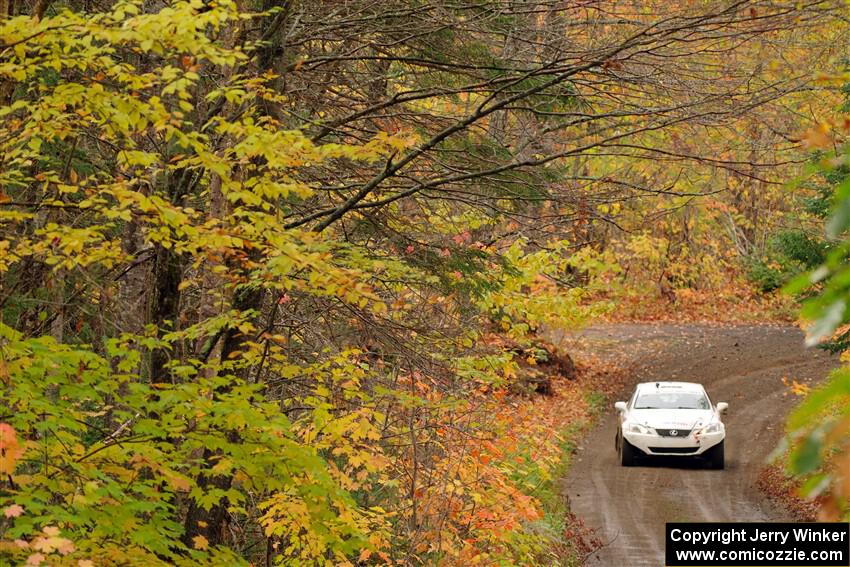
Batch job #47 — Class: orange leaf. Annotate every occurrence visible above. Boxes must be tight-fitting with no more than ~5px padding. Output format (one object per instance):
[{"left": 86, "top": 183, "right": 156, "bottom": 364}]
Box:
[
  {"left": 0, "top": 423, "right": 23, "bottom": 474},
  {"left": 4, "top": 504, "right": 24, "bottom": 518}
]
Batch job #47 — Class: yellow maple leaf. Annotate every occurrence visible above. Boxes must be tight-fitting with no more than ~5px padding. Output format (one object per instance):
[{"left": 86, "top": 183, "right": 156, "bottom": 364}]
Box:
[{"left": 193, "top": 535, "right": 209, "bottom": 551}]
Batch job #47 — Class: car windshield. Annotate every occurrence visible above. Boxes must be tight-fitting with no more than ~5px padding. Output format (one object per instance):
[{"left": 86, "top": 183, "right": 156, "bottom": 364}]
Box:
[{"left": 634, "top": 391, "right": 710, "bottom": 410}]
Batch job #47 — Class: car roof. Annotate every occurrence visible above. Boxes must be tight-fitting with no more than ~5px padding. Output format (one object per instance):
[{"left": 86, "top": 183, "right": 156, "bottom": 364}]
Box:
[{"left": 635, "top": 381, "right": 705, "bottom": 393}]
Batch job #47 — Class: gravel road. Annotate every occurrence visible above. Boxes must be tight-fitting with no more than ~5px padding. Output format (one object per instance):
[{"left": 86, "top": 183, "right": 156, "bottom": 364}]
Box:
[{"left": 563, "top": 324, "right": 835, "bottom": 566}]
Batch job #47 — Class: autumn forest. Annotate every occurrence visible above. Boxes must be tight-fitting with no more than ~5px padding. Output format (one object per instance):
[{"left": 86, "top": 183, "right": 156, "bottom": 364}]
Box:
[{"left": 1, "top": 0, "right": 850, "bottom": 565}]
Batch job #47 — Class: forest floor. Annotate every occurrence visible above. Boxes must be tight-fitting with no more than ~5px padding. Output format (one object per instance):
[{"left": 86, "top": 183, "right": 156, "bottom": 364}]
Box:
[{"left": 553, "top": 323, "right": 835, "bottom": 567}]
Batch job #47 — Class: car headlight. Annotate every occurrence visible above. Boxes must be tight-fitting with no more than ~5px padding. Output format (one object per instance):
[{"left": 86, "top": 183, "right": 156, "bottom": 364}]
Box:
[
  {"left": 700, "top": 422, "right": 722, "bottom": 434},
  {"left": 628, "top": 423, "right": 652, "bottom": 434}
]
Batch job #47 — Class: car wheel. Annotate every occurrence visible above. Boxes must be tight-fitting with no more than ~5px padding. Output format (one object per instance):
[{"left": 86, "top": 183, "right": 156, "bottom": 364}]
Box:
[
  {"left": 707, "top": 440, "right": 725, "bottom": 470},
  {"left": 619, "top": 433, "right": 637, "bottom": 467}
]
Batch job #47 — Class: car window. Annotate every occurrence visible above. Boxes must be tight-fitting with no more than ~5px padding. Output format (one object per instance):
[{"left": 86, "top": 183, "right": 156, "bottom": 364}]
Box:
[{"left": 633, "top": 391, "right": 710, "bottom": 410}]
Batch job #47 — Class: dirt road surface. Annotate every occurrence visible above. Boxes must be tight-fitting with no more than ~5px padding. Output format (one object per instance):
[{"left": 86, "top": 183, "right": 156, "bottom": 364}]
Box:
[{"left": 562, "top": 324, "right": 835, "bottom": 566}]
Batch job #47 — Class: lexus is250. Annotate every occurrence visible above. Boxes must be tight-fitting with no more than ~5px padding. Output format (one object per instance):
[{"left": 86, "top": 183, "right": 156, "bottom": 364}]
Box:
[{"left": 614, "top": 381, "right": 728, "bottom": 469}]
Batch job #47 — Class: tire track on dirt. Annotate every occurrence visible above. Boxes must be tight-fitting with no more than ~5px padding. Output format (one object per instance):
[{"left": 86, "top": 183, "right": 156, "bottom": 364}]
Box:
[{"left": 563, "top": 324, "right": 835, "bottom": 567}]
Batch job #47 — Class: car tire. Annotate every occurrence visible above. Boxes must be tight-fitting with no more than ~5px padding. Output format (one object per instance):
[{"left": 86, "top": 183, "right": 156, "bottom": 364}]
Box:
[
  {"left": 707, "top": 440, "right": 725, "bottom": 470},
  {"left": 619, "top": 433, "right": 637, "bottom": 467}
]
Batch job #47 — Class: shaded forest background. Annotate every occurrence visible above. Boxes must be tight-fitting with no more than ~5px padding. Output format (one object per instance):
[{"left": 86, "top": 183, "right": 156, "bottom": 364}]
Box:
[{"left": 1, "top": 0, "right": 849, "bottom": 565}]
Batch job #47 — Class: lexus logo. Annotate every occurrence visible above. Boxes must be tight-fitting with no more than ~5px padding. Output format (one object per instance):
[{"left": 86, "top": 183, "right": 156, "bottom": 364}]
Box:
[{"left": 670, "top": 430, "right": 679, "bottom": 436}]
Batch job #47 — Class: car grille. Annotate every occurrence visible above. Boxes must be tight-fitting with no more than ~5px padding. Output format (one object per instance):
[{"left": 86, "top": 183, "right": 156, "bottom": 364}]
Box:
[
  {"left": 654, "top": 428, "right": 692, "bottom": 437},
  {"left": 648, "top": 447, "right": 698, "bottom": 454}
]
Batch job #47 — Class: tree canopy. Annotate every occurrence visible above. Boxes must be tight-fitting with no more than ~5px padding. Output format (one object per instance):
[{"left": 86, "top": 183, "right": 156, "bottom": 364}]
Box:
[{"left": 0, "top": 0, "right": 848, "bottom": 564}]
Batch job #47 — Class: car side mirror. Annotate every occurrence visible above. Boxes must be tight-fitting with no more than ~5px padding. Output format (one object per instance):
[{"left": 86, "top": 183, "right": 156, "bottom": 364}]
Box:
[
  {"left": 716, "top": 402, "right": 728, "bottom": 413},
  {"left": 614, "top": 401, "right": 627, "bottom": 413}
]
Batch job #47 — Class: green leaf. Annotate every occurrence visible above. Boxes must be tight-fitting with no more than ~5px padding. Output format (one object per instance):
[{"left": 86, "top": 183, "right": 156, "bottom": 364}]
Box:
[{"left": 790, "top": 432, "right": 822, "bottom": 475}]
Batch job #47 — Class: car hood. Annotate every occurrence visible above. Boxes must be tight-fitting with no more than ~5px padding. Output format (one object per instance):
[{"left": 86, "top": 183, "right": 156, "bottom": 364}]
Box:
[{"left": 627, "top": 408, "right": 715, "bottom": 429}]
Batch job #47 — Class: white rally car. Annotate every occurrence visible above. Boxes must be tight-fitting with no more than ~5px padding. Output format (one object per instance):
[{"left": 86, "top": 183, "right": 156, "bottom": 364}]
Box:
[{"left": 614, "top": 382, "right": 727, "bottom": 469}]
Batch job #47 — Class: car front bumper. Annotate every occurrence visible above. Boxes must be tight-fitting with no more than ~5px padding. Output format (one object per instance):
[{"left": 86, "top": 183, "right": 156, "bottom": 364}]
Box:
[{"left": 623, "top": 429, "right": 724, "bottom": 456}]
